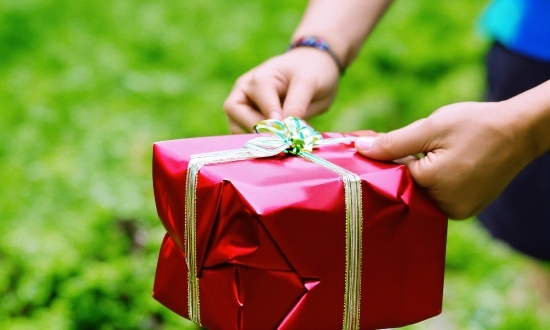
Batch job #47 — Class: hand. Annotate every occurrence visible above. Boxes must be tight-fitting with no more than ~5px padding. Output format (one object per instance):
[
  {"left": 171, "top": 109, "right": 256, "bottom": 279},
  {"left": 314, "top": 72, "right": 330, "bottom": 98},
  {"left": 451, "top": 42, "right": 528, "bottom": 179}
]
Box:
[
  {"left": 354, "top": 101, "right": 536, "bottom": 219},
  {"left": 223, "top": 47, "right": 340, "bottom": 133}
]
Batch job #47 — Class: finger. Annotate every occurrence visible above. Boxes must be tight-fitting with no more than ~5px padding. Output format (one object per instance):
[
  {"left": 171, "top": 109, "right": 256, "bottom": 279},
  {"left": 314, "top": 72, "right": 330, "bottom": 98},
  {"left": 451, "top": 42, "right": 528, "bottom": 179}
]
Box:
[
  {"left": 349, "top": 130, "right": 379, "bottom": 137},
  {"left": 296, "top": 96, "right": 333, "bottom": 120},
  {"left": 355, "top": 119, "right": 434, "bottom": 161},
  {"left": 247, "top": 81, "right": 284, "bottom": 120},
  {"left": 224, "top": 87, "right": 265, "bottom": 132},
  {"left": 226, "top": 103, "right": 265, "bottom": 132},
  {"left": 357, "top": 137, "right": 436, "bottom": 192},
  {"left": 281, "top": 76, "right": 317, "bottom": 119},
  {"left": 394, "top": 154, "right": 419, "bottom": 164},
  {"left": 228, "top": 121, "right": 247, "bottom": 134}
]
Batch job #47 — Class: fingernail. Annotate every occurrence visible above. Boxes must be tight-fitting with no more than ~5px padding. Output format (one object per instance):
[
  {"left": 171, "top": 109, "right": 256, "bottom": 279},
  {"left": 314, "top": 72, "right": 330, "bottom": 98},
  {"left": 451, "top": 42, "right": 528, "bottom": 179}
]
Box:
[
  {"left": 355, "top": 137, "right": 376, "bottom": 151},
  {"left": 269, "top": 111, "right": 282, "bottom": 120}
]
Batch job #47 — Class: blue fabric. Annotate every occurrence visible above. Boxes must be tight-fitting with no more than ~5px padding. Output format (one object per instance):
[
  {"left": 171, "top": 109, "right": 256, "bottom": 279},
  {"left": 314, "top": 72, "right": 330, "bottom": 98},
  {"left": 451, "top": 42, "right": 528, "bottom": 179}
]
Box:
[
  {"left": 479, "top": 0, "right": 550, "bottom": 62},
  {"left": 479, "top": 42, "right": 550, "bottom": 261}
]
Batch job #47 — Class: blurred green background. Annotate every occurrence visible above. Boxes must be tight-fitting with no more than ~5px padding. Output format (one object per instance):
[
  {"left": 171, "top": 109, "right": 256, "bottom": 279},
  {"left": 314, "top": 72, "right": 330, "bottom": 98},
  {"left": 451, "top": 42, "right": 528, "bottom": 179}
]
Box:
[{"left": 1, "top": 0, "right": 549, "bottom": 329}]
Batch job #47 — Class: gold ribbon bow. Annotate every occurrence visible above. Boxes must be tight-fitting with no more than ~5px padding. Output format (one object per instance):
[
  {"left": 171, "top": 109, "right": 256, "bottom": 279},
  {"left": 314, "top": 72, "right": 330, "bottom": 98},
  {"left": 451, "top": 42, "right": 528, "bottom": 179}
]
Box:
[{"left": 185, "top": 117, "right": 363, "bottom": 329}]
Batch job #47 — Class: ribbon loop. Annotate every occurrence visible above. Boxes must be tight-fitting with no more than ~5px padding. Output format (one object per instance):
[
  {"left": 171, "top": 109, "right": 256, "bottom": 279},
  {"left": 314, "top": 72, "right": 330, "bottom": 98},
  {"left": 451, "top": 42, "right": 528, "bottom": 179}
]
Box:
[
  {"left": 253, "top": 116, "right": 323, "bottom": 155},
  {"left": 244, "top": 137, "right": 289, "bottom": 158}
]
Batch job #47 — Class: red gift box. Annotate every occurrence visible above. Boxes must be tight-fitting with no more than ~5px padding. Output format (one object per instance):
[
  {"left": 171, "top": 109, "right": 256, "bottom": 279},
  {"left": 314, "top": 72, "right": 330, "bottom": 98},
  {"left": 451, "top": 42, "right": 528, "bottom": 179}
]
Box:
[{"left": 152, "top": 128, "right": 447, "bottom": 330}]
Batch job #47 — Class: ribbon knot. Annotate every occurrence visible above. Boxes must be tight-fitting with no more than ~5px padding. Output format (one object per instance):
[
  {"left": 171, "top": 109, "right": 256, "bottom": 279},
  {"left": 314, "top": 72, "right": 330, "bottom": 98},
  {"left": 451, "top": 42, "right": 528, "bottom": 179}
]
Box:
[{"left": 246, "top": 116, "right": 323, "bottom": 157}]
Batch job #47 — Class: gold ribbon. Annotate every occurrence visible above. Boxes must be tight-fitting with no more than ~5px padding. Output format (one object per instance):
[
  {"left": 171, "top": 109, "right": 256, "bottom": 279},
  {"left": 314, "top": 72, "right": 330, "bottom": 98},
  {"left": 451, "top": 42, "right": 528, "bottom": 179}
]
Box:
[{"left": 184, "top": 117, "right": 363, "bottom": 329}]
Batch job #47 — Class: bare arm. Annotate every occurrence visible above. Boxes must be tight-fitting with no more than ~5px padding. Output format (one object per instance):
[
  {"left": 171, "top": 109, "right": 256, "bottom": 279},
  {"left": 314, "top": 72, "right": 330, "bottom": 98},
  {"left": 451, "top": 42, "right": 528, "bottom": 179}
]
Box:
[
  {"left": 356, "top": 80, "right": 550, "bottom": 219},
  {"left": 292, "top": 0, "right": 393, "bottom": 66},
  {"left": 224, "top": 0, "right": 393, "bottom": 133},
  {"left": 506, "top": 80, "right": 550, "bottom": 159}
]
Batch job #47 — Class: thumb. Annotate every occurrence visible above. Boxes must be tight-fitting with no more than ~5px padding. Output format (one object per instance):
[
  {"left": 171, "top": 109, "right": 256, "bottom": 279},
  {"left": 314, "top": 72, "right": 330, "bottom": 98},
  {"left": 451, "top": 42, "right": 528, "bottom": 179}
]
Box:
[{"left": 355, "top": 119, "right": 432, "bottom": 160}]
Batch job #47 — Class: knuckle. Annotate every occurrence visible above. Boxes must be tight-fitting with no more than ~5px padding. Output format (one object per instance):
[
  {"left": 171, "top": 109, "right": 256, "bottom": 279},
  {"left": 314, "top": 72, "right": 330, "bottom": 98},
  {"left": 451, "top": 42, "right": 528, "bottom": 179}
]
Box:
[
  {"left": 250, "top": 69, "right": 273, "bottom": 86},
  {"left": 422, "top": 116, "right": 441, "bottom": 133},
  {"left": 222, "top": 98, "right": 235, "bottom": 115},
  {"left": 377, "top": 133, "right": 397, "bottom": 154},
  {"left": 235, "top": 74, "right": 249, "bottom": 85}
]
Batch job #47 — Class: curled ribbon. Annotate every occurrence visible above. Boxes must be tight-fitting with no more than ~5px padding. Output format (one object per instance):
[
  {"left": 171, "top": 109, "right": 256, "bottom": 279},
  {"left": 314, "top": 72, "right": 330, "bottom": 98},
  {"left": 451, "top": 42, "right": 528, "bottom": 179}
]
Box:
[
  {"left": 252, "top": 116, "right": 322, "bottom": 155},
  {"left": 185, "top": 116, "right": 363, "bottom": 329},
  {"left": 245, "top": 116, "right": 357, "bottom": 157}
]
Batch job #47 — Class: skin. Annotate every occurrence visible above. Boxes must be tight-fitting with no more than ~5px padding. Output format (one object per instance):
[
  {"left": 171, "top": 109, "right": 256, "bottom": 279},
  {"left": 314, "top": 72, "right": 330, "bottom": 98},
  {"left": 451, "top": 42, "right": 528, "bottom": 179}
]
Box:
[
  {"left": 356, "top": 87, "right": 550, "bottom": 219},
  {"left": 224, "top": 0, "right": 393, "bottom": 133},
  {"left": 223, "top": 0, "right": 550, "bottom": 219},
  {"left": 223, "top": 47, "right": 340, "bottom": 133}
]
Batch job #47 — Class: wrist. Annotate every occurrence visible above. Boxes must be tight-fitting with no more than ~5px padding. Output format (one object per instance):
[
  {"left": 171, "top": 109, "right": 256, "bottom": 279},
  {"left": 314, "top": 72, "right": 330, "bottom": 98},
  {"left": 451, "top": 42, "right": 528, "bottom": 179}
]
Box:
[
  {"left": 530, "top": 102, "right": 550, "bottom": 156},
  {"left": 290, "top": 0, "right": 393, "bottom": 67},
  {"left": 288, "top": 36, "right": 346, "bottom": 75},
  {"left": 504, "top": 81, "right": 550, "bottom": 160},
  {"left": 291, "top": 30, "right": 356, "bottom": 68}
]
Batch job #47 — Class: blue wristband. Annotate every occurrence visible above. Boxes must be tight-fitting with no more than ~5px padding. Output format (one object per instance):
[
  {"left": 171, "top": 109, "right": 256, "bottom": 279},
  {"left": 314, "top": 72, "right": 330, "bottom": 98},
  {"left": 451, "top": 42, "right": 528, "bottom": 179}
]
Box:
[{"left": 288, "top": 36, "right": 346, "bottom": 75}]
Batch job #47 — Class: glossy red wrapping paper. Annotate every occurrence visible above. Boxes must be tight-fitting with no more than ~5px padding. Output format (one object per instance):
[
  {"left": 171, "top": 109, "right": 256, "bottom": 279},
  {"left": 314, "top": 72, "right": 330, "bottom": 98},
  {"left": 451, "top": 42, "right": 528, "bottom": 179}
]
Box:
[{"left": 152, "top": 133, "right": 447, "bottom": 330}]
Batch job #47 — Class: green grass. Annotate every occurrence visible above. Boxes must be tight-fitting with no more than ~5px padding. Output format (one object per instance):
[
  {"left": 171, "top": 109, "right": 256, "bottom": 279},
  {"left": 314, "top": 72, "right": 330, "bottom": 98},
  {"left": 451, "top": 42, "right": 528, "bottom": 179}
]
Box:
[{"left": 1, "top": 0, "right": 548, "bottom": 329}]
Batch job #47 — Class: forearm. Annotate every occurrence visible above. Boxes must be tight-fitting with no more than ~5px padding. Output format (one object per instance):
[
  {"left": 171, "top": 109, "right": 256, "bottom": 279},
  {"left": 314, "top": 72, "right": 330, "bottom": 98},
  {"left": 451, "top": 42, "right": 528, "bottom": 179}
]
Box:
[
  {"left": 292, "top": 0, "right": 394, "bottom": 67},
  {"left": 505, "top": 79, "right": 550, "bottom": 160}
]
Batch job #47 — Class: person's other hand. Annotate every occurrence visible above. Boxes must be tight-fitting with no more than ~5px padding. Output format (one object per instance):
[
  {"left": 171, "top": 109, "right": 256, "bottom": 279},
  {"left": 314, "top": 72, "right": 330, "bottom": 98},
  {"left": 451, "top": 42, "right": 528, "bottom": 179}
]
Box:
[
  {"left": 355, "top": 101, "right": 535, "bottom": 219},
  {"left": 224, "top": 47, "right": 340, "bottom": 133}
]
